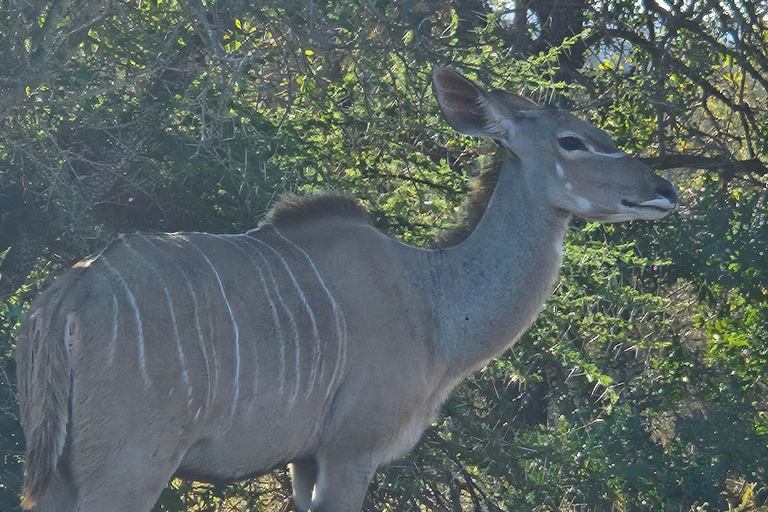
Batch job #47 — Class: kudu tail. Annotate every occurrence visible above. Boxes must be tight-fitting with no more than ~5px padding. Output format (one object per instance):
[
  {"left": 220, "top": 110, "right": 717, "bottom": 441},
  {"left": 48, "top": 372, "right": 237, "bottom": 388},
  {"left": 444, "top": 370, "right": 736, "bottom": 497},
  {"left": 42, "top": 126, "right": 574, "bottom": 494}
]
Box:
[{"left": 17, "top": 302, "right": 75, "bottom": 510}]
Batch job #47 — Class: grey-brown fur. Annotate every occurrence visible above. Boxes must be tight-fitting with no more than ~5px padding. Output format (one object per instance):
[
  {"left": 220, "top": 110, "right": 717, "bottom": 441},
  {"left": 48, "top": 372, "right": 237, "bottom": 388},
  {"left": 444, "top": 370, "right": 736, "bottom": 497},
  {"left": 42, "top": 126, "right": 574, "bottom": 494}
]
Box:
[
  {"left": 261, "top": 193, "right": 372, "bottom": 228},
  {"left": 17, "top": 67, "right": 676, "bottom": 512}
]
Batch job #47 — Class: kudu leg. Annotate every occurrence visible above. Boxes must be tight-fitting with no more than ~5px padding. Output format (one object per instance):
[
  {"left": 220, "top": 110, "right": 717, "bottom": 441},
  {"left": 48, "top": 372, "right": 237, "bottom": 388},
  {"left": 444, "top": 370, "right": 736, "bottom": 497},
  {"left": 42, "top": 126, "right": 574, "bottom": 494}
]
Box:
[
  {"left": 289, "top": 460, "right": 317, "bottom": 512},
  {"left": 65, "top": 434, "right": 187, "bottom": 512},
  {"left": 307, "top": 454, "right": 377, "bottom": 512},
  {"left": 72, "top": 463, "right": 178, "bottom": 512},
  {"left": 73, "top": 466, "right": 176, "bottom": 512},
  {"left": 290, "top": 460, "right": 318, "bottom": 512}
]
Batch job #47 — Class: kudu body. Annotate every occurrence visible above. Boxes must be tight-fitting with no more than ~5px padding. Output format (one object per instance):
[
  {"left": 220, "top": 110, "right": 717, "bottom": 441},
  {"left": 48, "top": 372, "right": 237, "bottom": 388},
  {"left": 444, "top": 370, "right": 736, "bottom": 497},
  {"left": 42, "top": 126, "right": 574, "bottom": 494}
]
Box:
[{"left": 17, "top": 67, "right": 678, "bottom": 512}]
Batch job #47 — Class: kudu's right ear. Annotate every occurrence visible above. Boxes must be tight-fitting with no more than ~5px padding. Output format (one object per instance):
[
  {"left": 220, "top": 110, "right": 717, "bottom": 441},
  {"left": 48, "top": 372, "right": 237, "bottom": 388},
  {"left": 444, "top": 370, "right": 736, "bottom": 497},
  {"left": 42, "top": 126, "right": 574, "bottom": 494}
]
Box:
[{"left": 432, "top": 66, "right": 508, "bottom": 140}]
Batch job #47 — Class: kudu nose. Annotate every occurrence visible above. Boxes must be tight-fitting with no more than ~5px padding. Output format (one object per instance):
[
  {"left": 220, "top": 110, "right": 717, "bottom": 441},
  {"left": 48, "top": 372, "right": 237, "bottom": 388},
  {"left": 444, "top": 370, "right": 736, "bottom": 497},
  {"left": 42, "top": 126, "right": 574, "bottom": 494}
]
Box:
[{"left": 656, "top": 182, "right": 678, "bottom": 204}]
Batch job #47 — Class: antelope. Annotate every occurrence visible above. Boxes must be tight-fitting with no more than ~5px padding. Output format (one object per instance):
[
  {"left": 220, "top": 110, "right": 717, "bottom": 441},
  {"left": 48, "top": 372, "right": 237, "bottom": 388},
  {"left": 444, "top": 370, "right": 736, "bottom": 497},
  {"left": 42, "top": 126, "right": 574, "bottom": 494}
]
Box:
[{"left": 17, "top": 66, "right": 677, "bottom": 512}]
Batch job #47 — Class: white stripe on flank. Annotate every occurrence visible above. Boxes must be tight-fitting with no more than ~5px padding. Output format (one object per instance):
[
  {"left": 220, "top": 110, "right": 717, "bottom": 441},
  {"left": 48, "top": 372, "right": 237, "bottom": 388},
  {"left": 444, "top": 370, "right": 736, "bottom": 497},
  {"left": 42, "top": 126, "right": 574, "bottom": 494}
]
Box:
[
  {"left": 245, "top": 238, "right": 302, "bottom": 406},
  {"left": 223, "top": 234, "right": 291, "bottom": 396},
  {"left": 181, "top": 271, "right": 213, "bottom": 416},
  {"left": 187, "top": 236, "right": 241, "bottom": 416},
  {"left": 251, "top": 236, "right": 322, "bottom": 401},
  {"left": 130, "top": 236, "right": 193, "bottom": 402},
  {"left": 107, "top": 294, "right": 119, "bottom": 366},
  {"left": 63, "top": 313, "right": 74, "bottom": 351},
  {"left": 58, "top": 314, "right": 77, "bottom": 468},
  {"left": 99, "top": 254, "right": 151, "bottom": 387},
  {"left": 206, "top": 312, "right": 219, "bottom": 409},
  {"left": 273, "top": 228, "right": 348, "bottom": 400}
]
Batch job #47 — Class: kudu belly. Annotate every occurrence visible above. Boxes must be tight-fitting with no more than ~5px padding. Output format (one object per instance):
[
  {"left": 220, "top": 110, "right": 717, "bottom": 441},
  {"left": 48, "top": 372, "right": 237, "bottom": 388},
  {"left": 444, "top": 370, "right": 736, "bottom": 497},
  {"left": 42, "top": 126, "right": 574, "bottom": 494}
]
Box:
[{"left": 174, "top": 390, "right": 331, "bottom": 481}]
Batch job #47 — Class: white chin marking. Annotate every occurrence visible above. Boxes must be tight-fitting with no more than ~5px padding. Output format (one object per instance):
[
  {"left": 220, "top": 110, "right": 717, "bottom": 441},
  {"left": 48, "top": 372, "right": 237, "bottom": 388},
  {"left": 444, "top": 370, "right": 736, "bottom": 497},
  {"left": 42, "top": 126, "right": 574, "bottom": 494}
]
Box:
[
  {"left": 575, "top": 196, "right": 591, "bottom": 211},
  {"left": 639, "top": 197, "right": 676, "bottom": 209},
  {"left": 556, "top": 163, "right": 565, "bottom": 177},
  {"left": 601, "top": 204, "right": 672, "bottom": 222},
  {"left": 593, "top": 151, "right": 627, "bottom": 159}
]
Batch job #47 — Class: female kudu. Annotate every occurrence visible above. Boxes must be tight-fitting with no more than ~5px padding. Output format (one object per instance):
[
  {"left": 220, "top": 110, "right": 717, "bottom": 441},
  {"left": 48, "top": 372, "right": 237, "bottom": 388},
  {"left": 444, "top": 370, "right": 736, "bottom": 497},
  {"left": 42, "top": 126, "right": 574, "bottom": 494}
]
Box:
[{"left": 17, "top": 67, "right": 677, "bottom": 512}]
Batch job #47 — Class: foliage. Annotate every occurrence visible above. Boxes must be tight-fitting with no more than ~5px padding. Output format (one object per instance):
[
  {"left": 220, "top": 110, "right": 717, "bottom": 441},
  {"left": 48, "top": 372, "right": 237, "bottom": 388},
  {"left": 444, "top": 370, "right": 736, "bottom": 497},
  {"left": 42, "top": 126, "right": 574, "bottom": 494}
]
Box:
[{"left": 1, "top": 0, "right": 768, "bottom": 511}]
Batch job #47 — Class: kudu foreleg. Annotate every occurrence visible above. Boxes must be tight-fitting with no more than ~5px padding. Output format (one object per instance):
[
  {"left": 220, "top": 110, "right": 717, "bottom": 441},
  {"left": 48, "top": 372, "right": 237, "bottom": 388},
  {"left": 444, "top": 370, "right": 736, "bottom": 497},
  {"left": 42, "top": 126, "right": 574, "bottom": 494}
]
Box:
[
  {"left": 289, "top": 460, "right": 318, "bottom": 512},
  {"left": 300, "top": 454, "right": 377, "bottom": 512}
]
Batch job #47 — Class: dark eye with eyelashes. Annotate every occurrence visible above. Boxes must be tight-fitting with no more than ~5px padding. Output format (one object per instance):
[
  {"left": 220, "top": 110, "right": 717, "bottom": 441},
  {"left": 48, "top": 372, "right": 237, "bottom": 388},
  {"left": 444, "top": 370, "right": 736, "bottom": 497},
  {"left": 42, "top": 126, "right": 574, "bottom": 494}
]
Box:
[{"left": 558, "top": 136, "right": 589, "bottom": 152}]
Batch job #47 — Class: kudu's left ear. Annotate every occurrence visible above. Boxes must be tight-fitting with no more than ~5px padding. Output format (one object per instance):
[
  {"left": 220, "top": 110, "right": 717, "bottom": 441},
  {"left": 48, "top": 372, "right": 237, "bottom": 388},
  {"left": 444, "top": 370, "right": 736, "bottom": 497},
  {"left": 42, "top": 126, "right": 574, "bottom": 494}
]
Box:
[{"left": 432, "top": 66, "right": 507, "bottom": 140}]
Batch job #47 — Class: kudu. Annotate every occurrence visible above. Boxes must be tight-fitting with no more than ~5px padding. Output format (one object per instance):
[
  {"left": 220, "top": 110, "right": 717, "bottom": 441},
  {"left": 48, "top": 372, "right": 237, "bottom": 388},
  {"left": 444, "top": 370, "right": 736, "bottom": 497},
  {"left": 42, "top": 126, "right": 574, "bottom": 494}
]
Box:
[{"left": 17, "top": 67, "right": 678, "bottom": 512}]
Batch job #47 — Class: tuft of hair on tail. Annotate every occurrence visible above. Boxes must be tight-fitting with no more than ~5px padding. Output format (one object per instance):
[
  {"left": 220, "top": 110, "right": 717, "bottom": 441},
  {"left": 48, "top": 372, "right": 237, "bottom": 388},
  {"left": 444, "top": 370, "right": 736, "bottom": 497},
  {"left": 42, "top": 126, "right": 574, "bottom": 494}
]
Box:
[{"left": 17, "top": 306, "right": 76, "bottom": 509}]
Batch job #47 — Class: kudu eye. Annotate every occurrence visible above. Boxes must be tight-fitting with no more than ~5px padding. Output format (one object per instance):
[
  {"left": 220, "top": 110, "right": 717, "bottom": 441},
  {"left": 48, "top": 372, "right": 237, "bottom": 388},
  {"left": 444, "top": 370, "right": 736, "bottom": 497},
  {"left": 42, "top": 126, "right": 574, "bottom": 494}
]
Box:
[{"left": 558, "top": 136, "right": 588, "bottom": 152}]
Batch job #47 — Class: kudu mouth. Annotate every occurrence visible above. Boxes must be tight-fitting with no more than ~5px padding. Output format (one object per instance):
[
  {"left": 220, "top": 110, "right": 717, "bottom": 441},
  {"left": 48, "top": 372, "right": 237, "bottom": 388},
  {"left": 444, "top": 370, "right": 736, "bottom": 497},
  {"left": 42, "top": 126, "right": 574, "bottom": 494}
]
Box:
[{"left": 620, "top": 182, "right": 679, "bottom": 219}]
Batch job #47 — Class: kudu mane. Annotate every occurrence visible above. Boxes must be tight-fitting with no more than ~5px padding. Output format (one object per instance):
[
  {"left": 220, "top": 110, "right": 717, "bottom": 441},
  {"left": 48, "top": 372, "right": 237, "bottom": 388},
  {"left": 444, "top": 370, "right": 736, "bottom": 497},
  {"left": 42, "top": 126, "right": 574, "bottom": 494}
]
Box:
[
  {"left": 436, "top": 161, "right": 502, "bottom": 248},
  {"left": 260, "top": 193, "right": 372, "bottom": 228}
]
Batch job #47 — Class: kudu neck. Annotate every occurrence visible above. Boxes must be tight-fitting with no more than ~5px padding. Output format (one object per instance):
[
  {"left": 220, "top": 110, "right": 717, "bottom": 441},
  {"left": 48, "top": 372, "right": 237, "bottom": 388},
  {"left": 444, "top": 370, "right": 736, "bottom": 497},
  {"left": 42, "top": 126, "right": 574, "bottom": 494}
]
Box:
[{"left": 417, "top": 157, "right": 570, "bottom": 383}]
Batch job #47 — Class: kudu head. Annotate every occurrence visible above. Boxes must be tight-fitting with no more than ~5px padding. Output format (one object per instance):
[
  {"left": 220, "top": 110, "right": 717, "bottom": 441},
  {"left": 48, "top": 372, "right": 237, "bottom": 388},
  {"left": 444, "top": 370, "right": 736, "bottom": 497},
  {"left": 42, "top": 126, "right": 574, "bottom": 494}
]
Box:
[{"left": 432, "top": 66, "right": 678, "bottom": 222}]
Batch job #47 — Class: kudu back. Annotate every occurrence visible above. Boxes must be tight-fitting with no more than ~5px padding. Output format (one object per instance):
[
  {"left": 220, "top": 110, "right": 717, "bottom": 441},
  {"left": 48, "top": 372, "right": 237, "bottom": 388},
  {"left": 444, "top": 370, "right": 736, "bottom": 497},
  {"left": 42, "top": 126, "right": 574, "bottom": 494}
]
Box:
[{"left": 17, "top": 67, "right": 677, "bottom": 512}]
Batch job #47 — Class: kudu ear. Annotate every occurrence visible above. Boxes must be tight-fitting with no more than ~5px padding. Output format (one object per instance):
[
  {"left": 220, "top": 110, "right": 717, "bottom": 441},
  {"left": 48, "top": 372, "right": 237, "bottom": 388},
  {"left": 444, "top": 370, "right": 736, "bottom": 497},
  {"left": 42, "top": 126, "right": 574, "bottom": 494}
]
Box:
[
  {"left": 432, "top": 66, "right": 533, "bottom": 142},
  {"left": 432, "top": 66, "right": 499, "bottom": 138}
]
